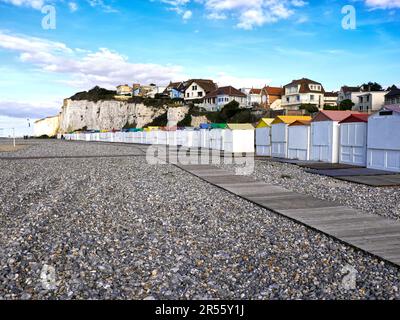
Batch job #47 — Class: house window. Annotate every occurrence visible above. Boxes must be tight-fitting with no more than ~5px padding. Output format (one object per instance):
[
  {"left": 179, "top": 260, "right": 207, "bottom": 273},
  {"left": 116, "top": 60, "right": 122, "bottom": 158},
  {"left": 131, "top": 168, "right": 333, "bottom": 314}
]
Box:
[
  {"left": 296, "top": 95, "right": 300, "bottom": 102},
  {"left": 187, "top": 93, "right": 190, "bottom": 97},
  {"left": 198, "top": 92, "right": 203, "bottom": 97},
  {"left": 310, "top": 95, "right": 315, "bottom": 101},
  {"left": 286, "top": 97, "right": 290, "bottom": 103},
  {"left": 192, "top": 85, "right": 197, "bottom": 91}
]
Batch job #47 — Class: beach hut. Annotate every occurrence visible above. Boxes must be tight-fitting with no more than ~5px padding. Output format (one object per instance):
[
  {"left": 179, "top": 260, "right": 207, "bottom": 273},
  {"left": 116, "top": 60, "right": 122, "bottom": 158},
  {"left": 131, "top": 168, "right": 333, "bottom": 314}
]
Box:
[
  {"left": 288, "top": 120, "right": 312, "bottom": 161},
  {"left": 199, "top": 124, "right": 211, "bottom": 149},
  {"left": 210, "top": 123, "right": 228, "bottom": 151},
  {"left": 311, "top": 111, "right": 357, "bottom": 163},
  {"left": 114, "top": 131, "right": 124, "bottom": 143},
  {"left": 184, "top": 129, "right": 201, "bottom": 148},
  {"left": 367, "top": 106, "right": 400, "bottom": 172},
  {"left": 224, "top": 124, "right": 255, "bottom": 153},
  {"left": 166, "top": 127, "right": 178, "bottom": 146},
  {"left": 176, "top": 128, "right": 187, "bottom": 146},
  {"left": 157, "top": 128, "right": 168, "bottom": 145},
  {"left": 339, "top": 114, "right": 369, "bottom": 166},
  {"left": 255, "top": 118, "right": 274, "bottom": 156},
  {"left": 144, "top": 127, "right": 159, "bottom": 145},
  {"left": 271, "top": 116, "right": 312, "bottom": 158}
]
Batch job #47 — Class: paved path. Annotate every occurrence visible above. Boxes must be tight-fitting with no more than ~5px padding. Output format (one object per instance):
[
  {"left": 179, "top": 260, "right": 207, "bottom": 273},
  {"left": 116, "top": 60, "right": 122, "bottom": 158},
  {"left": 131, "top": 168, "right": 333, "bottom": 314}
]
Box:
[{"left": 177, "top": 163, "right": 400, "bottom": 267}]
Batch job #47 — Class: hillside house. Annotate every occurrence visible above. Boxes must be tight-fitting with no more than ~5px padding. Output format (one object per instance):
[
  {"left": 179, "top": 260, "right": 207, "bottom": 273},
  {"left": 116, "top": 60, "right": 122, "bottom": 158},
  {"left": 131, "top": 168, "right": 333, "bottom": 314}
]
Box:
[
  {"left": 183, "top": 79, "right": 218, "bottom": 101},
  {"left": 202, "top": 86, "right": 247, "bottom": 112},
  {"left": 281, "top": 78, "right": 325, "bottom": 111},
  {"left": 260, "top": 86, "right": 283, "bottom": 110}
]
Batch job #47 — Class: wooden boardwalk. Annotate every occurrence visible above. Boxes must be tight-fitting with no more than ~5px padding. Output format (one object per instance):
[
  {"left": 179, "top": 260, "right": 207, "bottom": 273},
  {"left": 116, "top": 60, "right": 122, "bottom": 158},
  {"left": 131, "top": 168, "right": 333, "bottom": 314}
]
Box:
[{"left": 177, "top": 164, "right": 400, "bottom": 267}]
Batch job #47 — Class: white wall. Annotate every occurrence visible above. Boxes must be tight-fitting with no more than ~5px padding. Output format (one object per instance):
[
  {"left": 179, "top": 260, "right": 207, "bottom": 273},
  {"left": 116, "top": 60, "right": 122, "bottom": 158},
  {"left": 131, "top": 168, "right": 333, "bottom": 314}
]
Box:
[{"left": 184, "top": 82, "right": 207, "bottom": 100}]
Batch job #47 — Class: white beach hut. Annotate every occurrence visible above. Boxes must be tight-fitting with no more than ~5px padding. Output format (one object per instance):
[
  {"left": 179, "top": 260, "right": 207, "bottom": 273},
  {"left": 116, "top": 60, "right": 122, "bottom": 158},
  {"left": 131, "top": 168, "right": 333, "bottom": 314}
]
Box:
[
  {"left": 224, "top": 124, "right": 255, "bottom": 153},
  {"left": 255, "top": 118, "right": 274, "bottom": 156},
  {"left": 288, "top": 120, "right": 312, "bottom": 161},
  {"left": 367, "top": 106, "right": 400, "bottom": 172},
  {"left": 114, "top": 132, "right": 124, "bottom": 143},
  {"left": 311, "top": 111, "right": 357, "bottom": 163},
  {"left": 271, "top": 116, "right": 312, "bottom": 159},
  {"left": 339, "top": 114, "right": 369, "bottom": 166},
  {"left": 187, "top": 130, "right": 201, "bottom": 148},
  {"left": 209, "top": 127, "right": 227, "bottom": 151}
]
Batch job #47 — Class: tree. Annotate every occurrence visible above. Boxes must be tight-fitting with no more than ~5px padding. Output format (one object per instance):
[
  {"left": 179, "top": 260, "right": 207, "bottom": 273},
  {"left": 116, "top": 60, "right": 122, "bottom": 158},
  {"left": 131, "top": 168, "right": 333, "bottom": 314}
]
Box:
[
  {"left": 323, "top": 104, "right": 339, "bottom": 110},
  {"left": 220, "top": 100, "right": 240, "bottom": 121},
  {"left": 339, "top": 99, "right": 355, "bottom": 110},
  {"left": 299, "top": 104, "right": 319, "bottom": 114},
  {"left": 360, "top": 82, "right": 383, "bottom": 92}
]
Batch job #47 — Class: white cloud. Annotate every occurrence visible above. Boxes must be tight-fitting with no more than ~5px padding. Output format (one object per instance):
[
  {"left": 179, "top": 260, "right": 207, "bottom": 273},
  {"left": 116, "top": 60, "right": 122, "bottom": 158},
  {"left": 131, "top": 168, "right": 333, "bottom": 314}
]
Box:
[
  {"left": 365, "top": 0, "right": 400, "bottom": 9},
  {"left": 68, "top": 1, "right": 78, "bottom": 12},
  {"left": 157, "top": 0, "right": 306, "bottom": 29},
  {"left": 1, "top": 0, "right": 117, "bottom": 12},
  {"left": 0, "top": 0, "right": 44, "bottom": 10},
  {"left": 0, "top": 100, "right": 60, "bottom": 118},
  {"left": 0, "top": 31, "right": 187, "bottom": 90},
  {"left": 182, "top": 10, "right": 193, "bottom": 19}
]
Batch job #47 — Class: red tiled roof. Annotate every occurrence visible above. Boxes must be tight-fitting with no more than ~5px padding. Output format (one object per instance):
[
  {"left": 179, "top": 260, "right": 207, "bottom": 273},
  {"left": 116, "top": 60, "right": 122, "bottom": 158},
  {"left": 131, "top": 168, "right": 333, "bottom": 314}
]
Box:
[
  {"left": 262, "top": 86, "right": 283, "bottom": 96},
  {"left": 324, "top": 91, "right": 339, "bottom": 97},
  {"left": 249, "top": 88, "right": 262, "bottom": 95},
  {"left": 339, "top": 114, "right": 369, "bottom": 124},
  {"left": 204, "top": 86, "right": 247, "bottom": 99},
  {"left": 312, "top": 110, "right": 361, "bottom": 122}
]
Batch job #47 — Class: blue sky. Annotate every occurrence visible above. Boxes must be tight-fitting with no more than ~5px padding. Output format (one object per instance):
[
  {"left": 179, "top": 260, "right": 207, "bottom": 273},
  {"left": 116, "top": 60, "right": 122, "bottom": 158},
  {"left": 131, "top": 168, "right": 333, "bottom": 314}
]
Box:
[{"left": 0, "top": 0, "right": 400, "bottom": 134}]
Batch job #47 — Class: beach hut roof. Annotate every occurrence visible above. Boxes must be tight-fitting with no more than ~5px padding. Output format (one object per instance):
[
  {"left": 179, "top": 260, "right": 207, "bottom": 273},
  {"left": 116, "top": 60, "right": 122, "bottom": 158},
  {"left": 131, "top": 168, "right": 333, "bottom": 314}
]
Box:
[
  {"left": 339, "top": 114, "right": 369, "bottom": 124},
  {"left": 272, "top": 116, "right": 312, "bottom": 125},
  {"left": 289, "top": 120, "right": 311, "bottom": 126},
  {"left": 256, "top": 118, "right": 274, "bottom": 128},
  {"left": 227, "top": 123, "right": 255, "bottom": 130},
  {"left": 211, "top": 123, "right": 228, "bottom": 129},
  {"left": 312, "top": 110, "right": 360, "bottom": 122}
]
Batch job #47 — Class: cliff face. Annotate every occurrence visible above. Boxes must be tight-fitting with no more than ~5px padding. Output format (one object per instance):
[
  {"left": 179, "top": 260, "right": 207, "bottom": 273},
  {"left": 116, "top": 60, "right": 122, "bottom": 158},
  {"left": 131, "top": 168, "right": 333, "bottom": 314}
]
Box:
[{"left": 59, "top": 99, "right": 168, "bottom": 133}]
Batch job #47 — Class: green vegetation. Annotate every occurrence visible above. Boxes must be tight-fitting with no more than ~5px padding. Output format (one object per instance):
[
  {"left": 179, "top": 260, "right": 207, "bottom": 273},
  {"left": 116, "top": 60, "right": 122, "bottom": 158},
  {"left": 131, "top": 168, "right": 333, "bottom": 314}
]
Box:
[
  {"left": 177, "top": 114, "right": 192, "bottom": 127},
  {"left": 146, "top": 112, "right": 168, "bottom": 127},
  {"left": 323, "top": 104, "right": 339, "bottom": 110},
  {"left": 70, "top": 86, "right": 116, "bottom": 102},
  {"left": 299, "top": 104, "right": 319, "bottom": 114},
  {"left": 123, "top": 121, "right": 137, "bottom": 129},
  {"left": 360, "top": 82, "right": 383, "bottom": 92},
  {"left": 339, "top": 99, "right": 355, "bottom": 111}
]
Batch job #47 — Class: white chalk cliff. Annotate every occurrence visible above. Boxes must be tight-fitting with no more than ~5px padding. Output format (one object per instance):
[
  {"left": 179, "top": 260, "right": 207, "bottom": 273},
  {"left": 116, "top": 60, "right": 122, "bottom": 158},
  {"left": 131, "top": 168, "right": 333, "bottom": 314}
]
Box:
[{"left": 59, "top": 99, "right": 171, "bottom": 133}]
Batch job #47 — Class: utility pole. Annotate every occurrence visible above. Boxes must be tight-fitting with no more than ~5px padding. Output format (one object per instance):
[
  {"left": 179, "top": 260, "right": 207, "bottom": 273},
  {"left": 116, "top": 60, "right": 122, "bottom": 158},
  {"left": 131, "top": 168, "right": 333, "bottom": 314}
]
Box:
[{"left": 12, "top": 128, "right": 16, "bottom": 147}]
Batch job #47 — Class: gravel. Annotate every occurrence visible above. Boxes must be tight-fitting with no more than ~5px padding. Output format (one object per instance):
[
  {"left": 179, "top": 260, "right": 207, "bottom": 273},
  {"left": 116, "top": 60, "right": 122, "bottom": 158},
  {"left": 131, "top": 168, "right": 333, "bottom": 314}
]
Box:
[
  {"left": 217, "top": 159, "right": 400, "bottom": 221},
  {"left": 1, "top": 140, "right": 400, "bottom": 300}
]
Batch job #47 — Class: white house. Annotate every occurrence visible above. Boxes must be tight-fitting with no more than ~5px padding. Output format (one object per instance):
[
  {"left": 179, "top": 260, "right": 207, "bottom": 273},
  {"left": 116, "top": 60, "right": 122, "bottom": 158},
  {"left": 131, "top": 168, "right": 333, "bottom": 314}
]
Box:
[
  {"left": 247, "top": 88, "right": 262, "bottom": 107},
  {"left": 116, "top": 84, "right": 133, "bottom": 96},
  {"left": 183, "top": 79, "right": 218, "bottom": 101},
  {"left": 324, "top": 92, "right": 339, "bottom": 108},
  {"left": 355, "top": 91, "right": 388, "bottom": 113},
  {"left": 281, "top": 78, "right": 325, "bottom": 111},
  {"left": 202, "top": 86, "right": 247, "bottom": 112},
  {"left": 338, "top": 86, "right": 363, "bottom": 106},
  {"left": 384, "top": 87, "right": 400, "bottom": 108}
]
